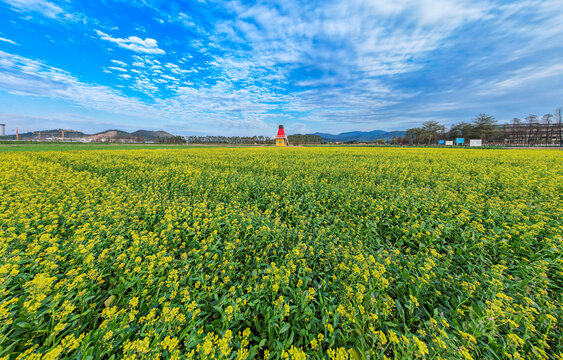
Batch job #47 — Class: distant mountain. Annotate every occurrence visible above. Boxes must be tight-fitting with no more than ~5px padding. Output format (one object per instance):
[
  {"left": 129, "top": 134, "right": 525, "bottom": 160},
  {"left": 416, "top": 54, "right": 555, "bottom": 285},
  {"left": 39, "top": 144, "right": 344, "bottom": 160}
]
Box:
[
  {"left": 87, "top": 129, "right": 175, "bottom": 141},
  {"left": 89, "top": 129, "right": 133, "bottom": 140},
  {"left": 2, "top": 129, "right": 176, "bottom": 141},
  {"left": 130, "top": 130, "right": 175, "bottom": 140},
  {"left": 313, "top": 129, "right": 406, "bottom": 142}
]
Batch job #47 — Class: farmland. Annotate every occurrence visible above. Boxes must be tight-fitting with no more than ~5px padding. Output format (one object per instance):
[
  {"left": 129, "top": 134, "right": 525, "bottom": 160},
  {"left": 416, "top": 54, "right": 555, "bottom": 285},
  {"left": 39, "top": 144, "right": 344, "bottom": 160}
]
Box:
[{"left": 0, "top": 147, "right": 561, "bottom": 359}]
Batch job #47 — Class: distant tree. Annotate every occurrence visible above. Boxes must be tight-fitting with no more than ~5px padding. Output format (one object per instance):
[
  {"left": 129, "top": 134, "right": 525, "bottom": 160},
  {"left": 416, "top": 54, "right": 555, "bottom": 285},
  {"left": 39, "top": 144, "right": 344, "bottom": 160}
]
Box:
[
  {"left": 499, "top": 122, "right": 510, "bottom": 143},
  {"left": 406, "top": 128, "right": 421, "bottom": 145},
  {"left": 420, "top": 121, "right": 445, "bottom": 144},
  {"left": 185, "top": 135, "right": 274, "bottom": 145},
  {"left": 449, "top": 122, "right": 474, "bottom": 140},
  {"left": 525, "top": 115, "right": 539, "bottom": 144},
  {"left": 510, "top": 118, "right": 523, "bottom": 144},
  {"left": 542, "top": 114, "right": 553, "bottom": 144},
  {"left": 557, "top": 108, "right": 563, "bottom": 147},
  {"left": 287, "top": 134, "right": 322, "bottom": 144},
  {"left": 406, "top": 122, "right": 445, "bottom": 145},
  {"left": 472, "top": 113, "right": 498, "bottom": 142}
]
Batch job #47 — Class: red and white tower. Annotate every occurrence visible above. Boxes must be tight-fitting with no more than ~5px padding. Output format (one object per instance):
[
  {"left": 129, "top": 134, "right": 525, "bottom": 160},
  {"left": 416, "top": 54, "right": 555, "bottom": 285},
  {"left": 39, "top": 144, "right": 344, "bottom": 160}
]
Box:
[{"left": 275, "top": 125, "right": 288, "bottom": 147}]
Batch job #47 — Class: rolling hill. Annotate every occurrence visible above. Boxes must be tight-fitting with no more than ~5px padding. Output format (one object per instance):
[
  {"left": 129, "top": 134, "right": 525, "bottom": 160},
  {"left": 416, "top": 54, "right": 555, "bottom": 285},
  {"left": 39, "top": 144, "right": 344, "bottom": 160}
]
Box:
[
  {"left": 2, "top": 129, "right": 175, "bottom": 141},
  {"left": 313, "top": 129, "right": 406, "bottom": 142}
]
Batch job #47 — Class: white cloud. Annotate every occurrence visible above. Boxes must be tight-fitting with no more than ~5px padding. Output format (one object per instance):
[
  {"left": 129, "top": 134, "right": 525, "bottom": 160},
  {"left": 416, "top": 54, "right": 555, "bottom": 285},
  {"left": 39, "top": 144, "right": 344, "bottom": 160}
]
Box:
[
  {"left": 202, "top": 0, "right": 491, "bottom": 128},
  {"left": 476, "top": 62, "right": 563, "bottom": 96},
  {"left": 0, "top": 37, "right": 18, "bottom": 45},
  {"left": 485, "top": 0, "right": 563, "bottom": 62},
  {"left": 108, "top": 66, "right": 127, "bottom": 72},
  {"left": 176, "top": 12, "right": 197, "bottom": 28},
  {"left": 0, "top": 49, "right": 392, "bottom": 134},
  {"left": 161, "top": 74, "right": 178, "bottom": 81},
  {"left": 118, "top": 74, "right": 131, "bottom": 80},
  {"left": 219, "top": 0, "right": 488, "bottom": 76},
  {"left": 132, "top": 77, "right": 158, "bottom": 94},
  {"left": 2, "top": 0, "right": 63, "bottom": 18},
  {"left": 0, "top": 50, "right": 161, "bottom": 118},
  {"left": 111, "top": 59, "right": 127, "bottom": 67},
  {"left": 95, "top": 30, "right": 165, "bottom": 55}
]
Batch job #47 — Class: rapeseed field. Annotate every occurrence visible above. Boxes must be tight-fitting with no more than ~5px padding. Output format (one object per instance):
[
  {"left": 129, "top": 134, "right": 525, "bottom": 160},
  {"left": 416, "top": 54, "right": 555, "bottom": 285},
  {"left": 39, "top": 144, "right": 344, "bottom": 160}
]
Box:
[{"left": 0, "top": 147, "right": 561, "bottom": 359}]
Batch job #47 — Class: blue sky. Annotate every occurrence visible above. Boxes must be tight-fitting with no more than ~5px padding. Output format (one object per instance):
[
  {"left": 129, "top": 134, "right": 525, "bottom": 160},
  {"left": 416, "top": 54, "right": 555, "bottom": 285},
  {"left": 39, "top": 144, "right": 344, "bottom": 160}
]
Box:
[{"left": 0, "top": 0, "right": 562, "bottom": 136}]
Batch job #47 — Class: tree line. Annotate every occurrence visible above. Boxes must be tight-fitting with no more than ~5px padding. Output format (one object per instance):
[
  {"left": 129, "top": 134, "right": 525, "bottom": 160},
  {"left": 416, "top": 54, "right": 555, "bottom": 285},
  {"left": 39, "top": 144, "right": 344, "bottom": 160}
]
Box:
[
  {"left": 287, "top": 134, "right": 322, "bottom": 144},
  {"left": 185, "top": 136, "right": 274, "bottom": 144},
  {"left": 183, "top": 134, "right": 323, "bottom": 145},
  {"left": 405, "top": 108, "right": 562, "bottom": 145},
  {"left": 156, "top": 136, "right": 188, "bottom": 144}
]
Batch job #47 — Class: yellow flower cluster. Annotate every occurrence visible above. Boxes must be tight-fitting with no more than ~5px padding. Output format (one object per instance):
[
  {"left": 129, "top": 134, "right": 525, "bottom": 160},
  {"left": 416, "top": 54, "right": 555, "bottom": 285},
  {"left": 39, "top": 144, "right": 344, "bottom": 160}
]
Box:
[{"left": 0, "top": 147, "right": 561, "bottom": 359}]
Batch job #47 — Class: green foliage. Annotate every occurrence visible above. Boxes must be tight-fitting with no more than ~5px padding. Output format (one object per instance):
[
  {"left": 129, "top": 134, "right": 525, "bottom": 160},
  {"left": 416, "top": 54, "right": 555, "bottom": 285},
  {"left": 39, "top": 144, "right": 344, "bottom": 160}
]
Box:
[
  {"left": 286, "top": 135, "right": 322, "bottom": 144},
  {"left": 472, "top": 114, "right": 499, "bottom": 141},
  {"left": 157, "top": 136, "right": 187, "bottom": 144},
  {"left": 407, "top": 121, "right": 446, "bottom": 145}
]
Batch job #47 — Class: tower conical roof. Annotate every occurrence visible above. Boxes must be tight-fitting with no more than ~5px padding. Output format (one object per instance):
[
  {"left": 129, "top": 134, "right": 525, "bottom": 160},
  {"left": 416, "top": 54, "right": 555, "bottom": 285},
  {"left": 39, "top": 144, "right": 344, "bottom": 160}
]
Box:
[{"left": 276, "top": 125, "right": 286, "bottom": 138}]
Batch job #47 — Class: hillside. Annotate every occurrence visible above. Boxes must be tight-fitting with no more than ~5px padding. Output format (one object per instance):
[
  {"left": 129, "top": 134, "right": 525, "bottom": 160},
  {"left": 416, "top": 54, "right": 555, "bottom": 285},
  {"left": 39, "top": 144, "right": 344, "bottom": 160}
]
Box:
[
  {"left": 2, "top": 129, "right": 175, "bottom": 141},
  {"left": 87, "top": 130, "right": 132, "bottom": 141},
  {"left": 130, "top": 130, "right": 175, "bottom": 140},
  {"left": 313, "top": 129, "right": 406, "bottom": 142},
  {"left": 88, "top": 129, "right": 175, "bottom": 141}
]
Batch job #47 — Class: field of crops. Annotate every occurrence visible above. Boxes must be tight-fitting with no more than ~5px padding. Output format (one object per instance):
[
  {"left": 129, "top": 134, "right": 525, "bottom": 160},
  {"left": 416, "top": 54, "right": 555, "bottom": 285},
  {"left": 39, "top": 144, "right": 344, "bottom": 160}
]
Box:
[{"left": 0, "top": 147, "right": 561, "bottom": 359}]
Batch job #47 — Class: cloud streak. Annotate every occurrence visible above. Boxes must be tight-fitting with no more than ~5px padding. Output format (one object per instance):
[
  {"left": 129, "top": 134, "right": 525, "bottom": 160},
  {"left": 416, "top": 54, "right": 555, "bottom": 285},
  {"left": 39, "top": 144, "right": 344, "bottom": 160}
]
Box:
[
  {"left": 0, "top": 37, "right": 18, "bottom": 45},
  {"left": 95, "top": 30, "right": 165, "bottom": 55},
  {"left": 0, "top": 50, "right": 285, "bottom": 133},
  {"left": 0, "top": 50, "right": 162, "bottom": 118},
  {"left": 1, "top": 0, "right": 63, "bottom": 18}
]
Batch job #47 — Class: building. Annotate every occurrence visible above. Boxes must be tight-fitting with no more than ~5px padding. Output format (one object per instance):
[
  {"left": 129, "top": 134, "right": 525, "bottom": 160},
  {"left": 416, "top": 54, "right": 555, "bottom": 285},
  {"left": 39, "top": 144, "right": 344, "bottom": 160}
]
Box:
[
  {"left": 275, "top": 125, "right": 288, "bottom": 147},
  {"left": 499, "top": 123, "right": 562, "bottom": 145},
  {"left": 0, "top": 124, "right": 5, "bottom": 137}
]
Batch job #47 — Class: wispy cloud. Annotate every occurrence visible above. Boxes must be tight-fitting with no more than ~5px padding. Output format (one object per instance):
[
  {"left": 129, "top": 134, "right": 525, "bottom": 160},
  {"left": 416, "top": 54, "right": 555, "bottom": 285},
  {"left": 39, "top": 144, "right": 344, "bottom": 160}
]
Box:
[
  {"left": 107, "top": 66, "right": 127, "bottom": 72},
  {"left": 95, "top": 30, "right": 165, "bottom": 55},
  {"left": 111, "top": 59, "right": 127, "bottom": 67},
  {"left": 1, "top": 0, "right": 63, "bottom": 18},
  {"left": 0, "top": 50, "right": 161, "bottom": 118},
  {"left": 0, "top": 37, "right": 18, "bottom": 45},
  {"left": 198, "top": 0, "right": 491, "bottom": 129},
  {"left": 161, "top": 74, "right": 178, "bottom": 81},
  {"left": 476, "top": 62, "right": 563, "bottom": 96},
  {"left": 0, "top": 50, "right": 285, "bottom": 133}
]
